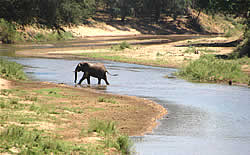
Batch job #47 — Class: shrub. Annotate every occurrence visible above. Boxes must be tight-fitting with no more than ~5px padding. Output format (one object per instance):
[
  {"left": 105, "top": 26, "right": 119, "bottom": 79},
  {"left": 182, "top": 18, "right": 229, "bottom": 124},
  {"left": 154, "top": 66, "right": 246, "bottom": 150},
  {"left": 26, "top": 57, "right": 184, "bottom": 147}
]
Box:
[
  {"left": 88, "top": 119, "right": 117, "bottom": 136},
  {"left": 58, "top": 31, "right": 73, "bottom": 40},
  {"left": 235, "top": 28, "right": 250, "bottom": 57},
  {"left": 0, "top": 58, "right": 27, "bottom": 80},
  {"left": 116, "top": 135, "right": 132, "bottom": 155},
  {"left": 87, "top": 119, "right": 132, "bottom": 154},
  {"left": 177, "top": 55, "right": 249, "bottom": 83},
  {"left": 0, "top": 18, "right": 18, "bottom": 44}
]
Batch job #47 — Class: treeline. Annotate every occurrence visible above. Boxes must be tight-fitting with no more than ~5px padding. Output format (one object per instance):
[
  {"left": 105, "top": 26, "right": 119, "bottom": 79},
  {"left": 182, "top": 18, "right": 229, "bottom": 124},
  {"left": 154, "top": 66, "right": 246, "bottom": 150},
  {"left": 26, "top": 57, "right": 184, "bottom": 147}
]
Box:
[
  {"left": 0, "top": 0, "right": 249, "bottom": 55},
  {"left": 0, "top": 0, "right": 96, "bottom": 27},
  {"left": 0, "top": 0, "right": 249, "bottom": 26}
]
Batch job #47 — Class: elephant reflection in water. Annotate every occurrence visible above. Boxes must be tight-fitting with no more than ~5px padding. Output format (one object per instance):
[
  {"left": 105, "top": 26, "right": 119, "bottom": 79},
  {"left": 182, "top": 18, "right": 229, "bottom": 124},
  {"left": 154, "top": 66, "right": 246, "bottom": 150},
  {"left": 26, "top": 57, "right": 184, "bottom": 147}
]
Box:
[{"left": 74, "top": 62, "right": 118, "bottom": 85}]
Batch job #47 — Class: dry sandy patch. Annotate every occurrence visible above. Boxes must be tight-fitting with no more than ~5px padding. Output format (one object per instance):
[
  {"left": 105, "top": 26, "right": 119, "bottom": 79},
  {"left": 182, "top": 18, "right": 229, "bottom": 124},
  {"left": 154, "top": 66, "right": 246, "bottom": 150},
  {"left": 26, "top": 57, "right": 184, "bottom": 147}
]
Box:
[{"left": 0, "top": 78, "right": 11, "bottom": 90}]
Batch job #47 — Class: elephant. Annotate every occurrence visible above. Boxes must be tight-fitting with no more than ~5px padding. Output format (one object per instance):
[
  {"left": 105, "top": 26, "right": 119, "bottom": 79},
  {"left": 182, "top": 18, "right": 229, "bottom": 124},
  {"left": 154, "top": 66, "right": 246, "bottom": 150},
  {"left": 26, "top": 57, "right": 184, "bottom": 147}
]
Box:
[{"left": 74, "top": 62, "right": 117, "bottom": 85}]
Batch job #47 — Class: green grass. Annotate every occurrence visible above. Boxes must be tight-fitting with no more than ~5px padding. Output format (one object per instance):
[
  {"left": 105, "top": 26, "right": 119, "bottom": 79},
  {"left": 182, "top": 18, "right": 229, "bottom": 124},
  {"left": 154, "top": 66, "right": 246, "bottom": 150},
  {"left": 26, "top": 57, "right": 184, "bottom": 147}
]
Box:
[
  {"left": 29, "top": 31, "right": 74, "bottom": 42},
  {"left": 0, "top": 125, "right": 87, "bottom": 154},
  {"left": 88, "top": 119, "right": 117, "bottom": 136},
  {"left": 88, "top": 119, "right": 132, "bottom": 155},
  {"left": 33, "top": 88, "right": 65, "bottom": 98},
  {"left": 0, "top": 98, "right": 25, "bottom": 110},
  {"left": 0, "top": 58, "right": 27, "bottom": 80},
  {"left": 24, "top": 95, "right": 38, "bottom": 101},
  {"left": 0, "top": 89, "right": 13, "bottom": 96},
  {"left": 45, "top": 31, "right": 74, "bottom": 42},
  {"left": 177, "top": 55, "right": 249, "bottom": 83},
  {"left": 111, "top": 41, "right": 131, "bottom": 51},
  {"left": 98, "top": 96, "right": 119, "bottom": 104}
]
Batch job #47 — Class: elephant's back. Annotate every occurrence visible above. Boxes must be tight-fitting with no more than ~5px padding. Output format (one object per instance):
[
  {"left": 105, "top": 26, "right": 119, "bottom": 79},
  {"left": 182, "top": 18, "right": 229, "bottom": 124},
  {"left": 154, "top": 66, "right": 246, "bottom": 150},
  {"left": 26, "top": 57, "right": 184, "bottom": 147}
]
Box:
[
  {"left": 89, "top": 63, "right": 107, "bottom": 71},
  {"left": 88, "top": 63, "right": 107, "bottom": 78}
]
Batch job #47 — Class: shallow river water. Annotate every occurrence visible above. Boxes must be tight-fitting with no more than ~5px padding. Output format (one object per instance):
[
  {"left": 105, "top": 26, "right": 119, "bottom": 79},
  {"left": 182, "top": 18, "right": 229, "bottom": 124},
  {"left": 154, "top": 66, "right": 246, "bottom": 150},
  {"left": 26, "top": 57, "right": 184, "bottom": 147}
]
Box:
[{"left": 1, "top": 44, "right": 250, "bottom": 154}]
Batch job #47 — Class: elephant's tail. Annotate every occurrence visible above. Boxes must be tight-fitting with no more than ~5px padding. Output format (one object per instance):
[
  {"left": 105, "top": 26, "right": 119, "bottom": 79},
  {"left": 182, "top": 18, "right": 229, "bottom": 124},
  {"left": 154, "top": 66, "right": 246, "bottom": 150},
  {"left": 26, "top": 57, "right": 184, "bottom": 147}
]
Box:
[{"left": 106, "top": 71, "right": 118, "bottom": 76}]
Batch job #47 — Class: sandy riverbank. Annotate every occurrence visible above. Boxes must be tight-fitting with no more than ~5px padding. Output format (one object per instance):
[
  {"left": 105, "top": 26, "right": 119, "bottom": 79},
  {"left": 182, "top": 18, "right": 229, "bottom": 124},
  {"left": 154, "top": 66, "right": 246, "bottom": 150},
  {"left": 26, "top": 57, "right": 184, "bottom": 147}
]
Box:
[{"left": 0, "top": 77, "right": 167, "bottom": 137}]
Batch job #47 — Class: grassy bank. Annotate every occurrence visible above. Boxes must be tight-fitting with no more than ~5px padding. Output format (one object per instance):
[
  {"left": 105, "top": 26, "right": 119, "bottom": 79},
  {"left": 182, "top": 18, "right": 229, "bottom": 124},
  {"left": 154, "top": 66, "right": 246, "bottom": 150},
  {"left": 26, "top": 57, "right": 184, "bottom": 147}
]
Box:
[
  {"left": 177, "top": 55, "right": 250, "bottom": 84},
  {"left": 0, "top": 85, "right": 132, "bottom": 154},
  {"left": 0, "top": 58, "right": 132, "bottom": 154},
  {"left": 0, "top": 58, "right": 166, "bottom": 154}
]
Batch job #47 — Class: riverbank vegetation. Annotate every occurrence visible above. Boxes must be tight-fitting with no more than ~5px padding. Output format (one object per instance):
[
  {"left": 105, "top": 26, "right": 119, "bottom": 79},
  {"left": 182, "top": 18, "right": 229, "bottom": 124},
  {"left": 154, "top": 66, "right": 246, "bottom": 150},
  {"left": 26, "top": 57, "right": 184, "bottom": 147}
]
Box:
[
  {"left": 0, "top": 58, "right": 26, "bottom": 80},
  {"left": 177, "top": 55, "right": 249, "bottom": 84}
]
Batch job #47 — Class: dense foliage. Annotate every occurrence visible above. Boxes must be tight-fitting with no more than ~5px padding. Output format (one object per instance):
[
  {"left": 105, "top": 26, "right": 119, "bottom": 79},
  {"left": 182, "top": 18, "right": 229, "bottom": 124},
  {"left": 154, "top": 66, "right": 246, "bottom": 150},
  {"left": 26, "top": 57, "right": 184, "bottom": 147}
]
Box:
[
  {"left": 0, "top": 0, "right": 248, "bottom": 25},
  {"left": 0, "top": 0, "right": 249, "bottom": 49},
  {"left": 0, "top": 0, "right": 96, "bottom": 26}
]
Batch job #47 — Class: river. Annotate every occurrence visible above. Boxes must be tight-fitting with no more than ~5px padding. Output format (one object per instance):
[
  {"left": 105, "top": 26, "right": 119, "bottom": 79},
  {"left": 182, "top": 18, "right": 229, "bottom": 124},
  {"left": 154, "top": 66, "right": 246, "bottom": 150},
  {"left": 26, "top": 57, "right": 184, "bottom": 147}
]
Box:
[{"left": 1, "top": 39, "right": 250, "bottom": 155}]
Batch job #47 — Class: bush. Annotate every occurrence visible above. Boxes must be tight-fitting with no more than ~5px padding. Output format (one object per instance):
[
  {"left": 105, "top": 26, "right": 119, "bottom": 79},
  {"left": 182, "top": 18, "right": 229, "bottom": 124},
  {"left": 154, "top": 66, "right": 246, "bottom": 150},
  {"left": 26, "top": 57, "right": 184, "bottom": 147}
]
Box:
[
  {"left": 32, "top": 31, "right": 74, "bottom": 42},
  {"left": 177, "top": 55, "right": 249, "bottom": 83},
  {"left": 58, "top": 31, "right": 73, "bottom": 40},
  {"left": 0, "top": 58, "right": 27, "bottom": 80},
  {"left": 87, "top": 119, "right": 132, "bottom": 154},
  {"left": 236, "top": 28, "right": 250, "bottom": 57},
  {"left": 0, "top": 18, "right": 18, "bottom": 44},
  {"left": 116, "top": 135, "right": 132, "bottom": 155},
  {"left": 88, "top": 119, "right": 117, "bottom": 136}
]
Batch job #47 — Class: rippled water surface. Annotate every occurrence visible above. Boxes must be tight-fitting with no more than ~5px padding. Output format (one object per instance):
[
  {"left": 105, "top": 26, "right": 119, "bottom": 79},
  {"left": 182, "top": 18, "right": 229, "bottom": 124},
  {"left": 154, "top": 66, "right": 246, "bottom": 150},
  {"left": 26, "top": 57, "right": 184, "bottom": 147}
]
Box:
[{"left": 2, "top": 53, "right": 250, "bottom": 155}]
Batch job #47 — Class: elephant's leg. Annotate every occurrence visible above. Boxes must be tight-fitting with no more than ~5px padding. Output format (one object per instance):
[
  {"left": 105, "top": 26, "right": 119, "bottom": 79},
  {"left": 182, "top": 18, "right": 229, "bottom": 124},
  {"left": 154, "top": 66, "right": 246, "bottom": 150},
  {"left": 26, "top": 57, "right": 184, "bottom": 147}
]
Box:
[
  {"left": 98, "top": 78, "right": 101, "bottom": 85},
  {"left": 79, "top": 73, "right": 88, "bottom": 85},
  {"left": 87, "top": 76, "right": 91, "bottom": 85},
  {"left": 78, "top": 76, "right": 86, "bottom": 85},
  {"left": 103, "top": 76, "right": 110, "bottom": 85}
]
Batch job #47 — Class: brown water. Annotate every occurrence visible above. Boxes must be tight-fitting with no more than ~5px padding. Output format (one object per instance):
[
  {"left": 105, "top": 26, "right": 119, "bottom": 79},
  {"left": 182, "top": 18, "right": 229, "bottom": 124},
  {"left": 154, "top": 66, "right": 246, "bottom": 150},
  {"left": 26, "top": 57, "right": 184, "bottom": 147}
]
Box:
[{"left": 1, "top": 36, "right": 250, "bottom": 155}]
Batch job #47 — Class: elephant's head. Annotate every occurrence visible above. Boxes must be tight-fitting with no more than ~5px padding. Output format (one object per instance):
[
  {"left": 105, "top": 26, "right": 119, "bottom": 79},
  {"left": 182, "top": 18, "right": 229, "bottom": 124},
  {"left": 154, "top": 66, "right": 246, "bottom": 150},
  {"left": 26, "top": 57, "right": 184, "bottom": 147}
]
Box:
[{"left": 74, "top": 62, "right": 89, "bottom": 83}]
